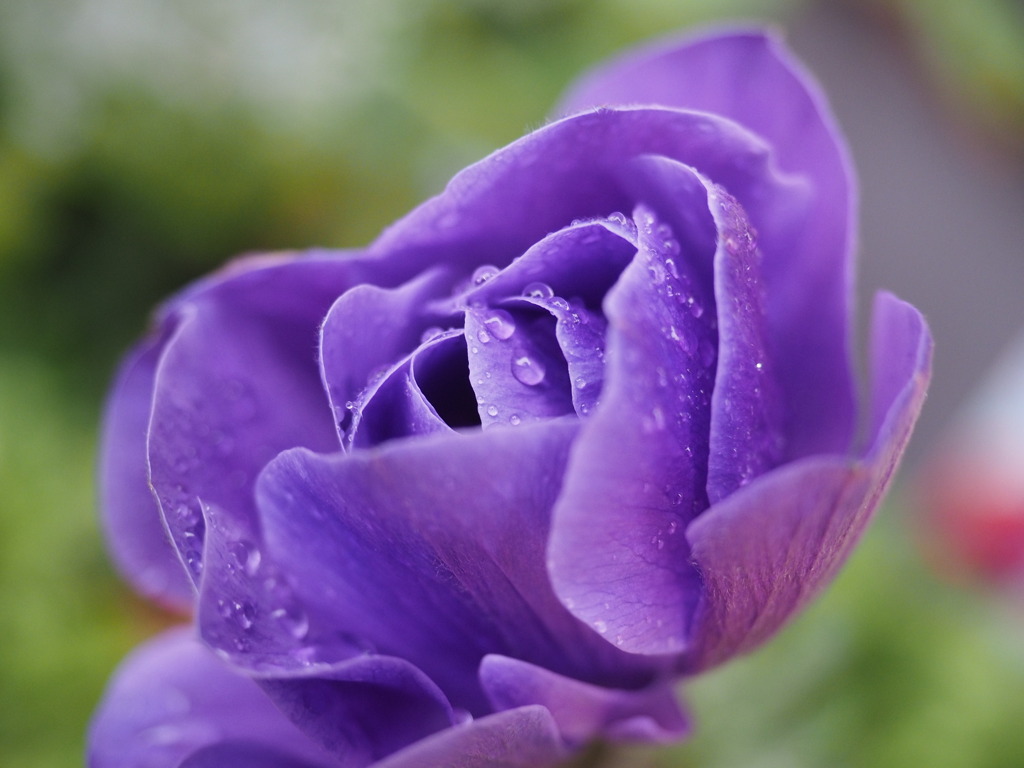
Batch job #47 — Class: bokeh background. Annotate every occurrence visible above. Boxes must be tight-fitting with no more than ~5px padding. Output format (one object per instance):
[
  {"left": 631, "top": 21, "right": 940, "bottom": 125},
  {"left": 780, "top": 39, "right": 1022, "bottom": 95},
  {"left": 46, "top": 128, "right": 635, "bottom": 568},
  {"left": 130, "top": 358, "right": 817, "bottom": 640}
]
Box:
[{"left": 2, "top": 0, "right": 1023, "bottom": 766}]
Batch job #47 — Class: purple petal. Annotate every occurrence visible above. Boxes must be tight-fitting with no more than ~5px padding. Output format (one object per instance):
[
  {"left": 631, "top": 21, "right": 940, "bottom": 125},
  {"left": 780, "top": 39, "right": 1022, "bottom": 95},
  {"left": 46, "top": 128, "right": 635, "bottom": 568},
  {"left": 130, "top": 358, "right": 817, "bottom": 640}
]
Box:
[
  {"left": 559, "top": 29, "right": 856, "bottom": 459},
  {"left": 459, "top": 219, "right": 636, "bottom": 311},
  {"left": 87, "top": 628, "right": 335, "bottom": 768},
  {"left": 179, "top": 743, "right": 326, "bottom": 768},
  {"left": 502, "top": 293, "right": 610, "bottom": 419},
  {"left": 257, "top": 422, "right": 662, "bottom": 714},
  {"left": 99, "top": 323, "right": 193, "bottom": 610},
  {"left": 350, "top": 331, "right": 467, "bottom": 448},
  {"left": 547, "top": 199, "right": 718, "bottom": 656},
  {"left": 319, "top": 268, "right": 457, "bottom": 446},
  {"left": 465, "top": 305, "right": 574, "bottom": 427},
  {"left": 683, "top": 293, "right": 931, "bottom": 671},
  {"left": 256, "top": 655, "right": 458, "bottom": 764},
  {"left": 373, "top": 707, "right": 566, "bottom": 768},
  {"left": 480, "top": 655, "right": 688, "bottom": 745},
  {"left": 146, "top": 254, "right": 352, "bottom": 585},
  {"left": 704, "top": 183, "right": 784, "bottom": 500},
  {"left": 369, "top": 109, "right": 809, "bottom": 311},
  {"left": 621, "top": 154, "right": 785, "bottom": 500}
]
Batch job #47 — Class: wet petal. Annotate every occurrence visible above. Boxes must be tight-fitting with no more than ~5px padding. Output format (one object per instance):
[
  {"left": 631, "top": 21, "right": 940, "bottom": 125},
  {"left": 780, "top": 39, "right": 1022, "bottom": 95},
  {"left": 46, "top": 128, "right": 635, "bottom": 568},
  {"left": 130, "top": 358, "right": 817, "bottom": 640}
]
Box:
[
  {"left": 460, "top": 219, "right": 636, "bottom": 311},
  {"left": 704, "top": 183, "right": 784, "bottom": 500},
  {"left": 559, "top": 30, "right": 856, "bottom": 457},
  {"left": 465, "top": 305, "right": 574, "bottom": 428},
  {"left": 369, "top": 109, "right": 808, "bottom": 313},
  {"left": 373, "top": 707, "right": 566, "bottom": 768},
  {"left": 257, "top": 655, "right": 457, "bottom": 764},
  {"left": 683, "top": 293, "right": 931, "bottom": 670},
  {"left": 547, "top": 196, "right": 718, "bottom": 656},
  {"left": 350, "top": 331, "right": 469, "bottom": 449},
  {"left": 320, "top": 268, "right": 457, "bottom": 446},
  {"left": 87, "top": 628, "right": 335, "bottom": 768},
  {"left": 480, "top": 655, "right": 688, "bottom": 745},
  {"left": 257, "top": 422, "right": 661, "bottom": 714},
  {"left": 99, "top": 323, "right": 193, "bottom": 610},
  {"left": 147, "top": 254, "right": 352, "bottom": 585}
]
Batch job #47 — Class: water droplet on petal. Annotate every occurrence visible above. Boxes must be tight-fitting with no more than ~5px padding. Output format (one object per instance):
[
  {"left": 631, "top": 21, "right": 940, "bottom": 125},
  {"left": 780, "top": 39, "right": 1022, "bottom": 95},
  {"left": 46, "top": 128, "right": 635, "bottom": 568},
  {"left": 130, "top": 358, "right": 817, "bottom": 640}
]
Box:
[
  {"left": 511, "top": 351, "right": 546, "bottom": 386},
  {"left": 477, "top": 328, "right": 491, "bottom": 344},
  {"left": 483, "top": 309, "right": 516, "bottom": 340},
  {"left": 472, "top": 264, "right": 499, "bottom": 286},
  {"left": 509, "top": 414, "right": 521, "bottom": 426},
  {"left": 523, "top": 281, "right": 554, "bottom": 299},
  {"left": 271, "top": 604, "right": 310, "bottom": 640},
  {"left": 420, "top": 326, "right": 444, "bottom": 343},
  {"left": 486, "top": 404, "right": 499, "bottom": 417},
  {"left": 228, "top": 539, "right": 262, "bottom": 576},
  {"left": 593, "top": 620, "right": 608, "bottom": 635}
]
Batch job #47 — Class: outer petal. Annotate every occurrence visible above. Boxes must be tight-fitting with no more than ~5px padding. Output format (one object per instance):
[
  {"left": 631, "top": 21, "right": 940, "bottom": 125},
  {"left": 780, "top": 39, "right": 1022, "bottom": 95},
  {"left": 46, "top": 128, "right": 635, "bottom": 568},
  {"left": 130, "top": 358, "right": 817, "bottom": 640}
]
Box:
[
  {"left": 180, "top": 743, "right": 326, "bottom": 768},
  {"left": 146, "top": 253, "right": 354, "bottom": 584},
  {"left": 367, "top": 108, "right": 808, "bottom": 310},
  {"left": 683, "top": 293, "right": 931, "bottom": 670},
  {"left": 87, "top": 628, "right": 336, "bottom": 768},
  {"left": 480, "top": 656, "right": 688, "bottom": 745},
  {"left": 547, "top": 189, "right": 719, "bottom": 656},
  {"left": 99, "top": 323, "right": 193, "bottom": 610},
  {"left": 559, "top": 30, "right": 857, "bottom": 459},
  {"left": 256, "top": 656, "right": 458, "bottom": 765},
  {"left": 372, "top": 707, "right": 566, "bottom": 768},
  {"left": 257, "top": 422, "right": 662, "bottom": 715}
]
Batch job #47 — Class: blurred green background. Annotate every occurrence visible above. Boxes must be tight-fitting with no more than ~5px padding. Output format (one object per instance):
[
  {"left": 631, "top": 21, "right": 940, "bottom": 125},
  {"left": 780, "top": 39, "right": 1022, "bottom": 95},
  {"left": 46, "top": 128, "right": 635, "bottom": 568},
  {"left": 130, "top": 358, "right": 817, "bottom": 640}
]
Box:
[{"left": 2, "top": 0, "right": 1023, "bottom": 766}]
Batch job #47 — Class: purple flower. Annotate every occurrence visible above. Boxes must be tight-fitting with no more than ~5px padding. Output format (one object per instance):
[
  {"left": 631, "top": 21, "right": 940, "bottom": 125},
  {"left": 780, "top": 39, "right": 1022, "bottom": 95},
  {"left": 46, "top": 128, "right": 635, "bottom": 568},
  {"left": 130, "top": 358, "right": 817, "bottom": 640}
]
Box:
[{"left": 89, "top": 29, "right": 931, "bottom": 768}]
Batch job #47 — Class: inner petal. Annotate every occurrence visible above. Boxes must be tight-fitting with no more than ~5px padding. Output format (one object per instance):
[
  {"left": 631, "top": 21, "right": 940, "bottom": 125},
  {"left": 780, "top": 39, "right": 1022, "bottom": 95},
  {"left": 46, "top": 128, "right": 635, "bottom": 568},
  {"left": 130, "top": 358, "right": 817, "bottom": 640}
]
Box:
[
  {"left": 548, "top": 194, "right": 719, "bottom": 656},
  {"left": 465, "top": 305, "right": 574, "bottom": 428},
  {"left": 349, "top": 331, "right": 477, "bottom": 449},
  {"left": 460, "top": 217, "right": 637, "bottom": 312}
]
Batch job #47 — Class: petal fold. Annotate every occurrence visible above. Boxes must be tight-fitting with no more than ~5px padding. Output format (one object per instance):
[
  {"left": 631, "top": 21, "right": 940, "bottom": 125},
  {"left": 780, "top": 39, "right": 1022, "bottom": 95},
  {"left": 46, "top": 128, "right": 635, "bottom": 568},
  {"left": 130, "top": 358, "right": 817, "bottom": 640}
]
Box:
[
  {"left": 257, "top": 422, "right": 660, "bottom": 714},
  {"left": 683, "top": 292, "right": 931, "bottom": 670},
  {"left": 547, "top": 197, "right": 718, "bottom": 656},
  {"left": 559, "top": 29, "right": 856, "bottom": 458},
  {"left": 99, "top": 323, "right": 193, "bottom": 610},
  {"left": 87, "top": 628, "right": 334, "bottom": 768},
  {"left": 147, "top": 254, "right": 352, "bottom": 585},
  {"left": 373, "top": 707, "right": 566, "bottom": 768},
  {"left": 480, "top": 655, "right": 688, "bottom": 745}
]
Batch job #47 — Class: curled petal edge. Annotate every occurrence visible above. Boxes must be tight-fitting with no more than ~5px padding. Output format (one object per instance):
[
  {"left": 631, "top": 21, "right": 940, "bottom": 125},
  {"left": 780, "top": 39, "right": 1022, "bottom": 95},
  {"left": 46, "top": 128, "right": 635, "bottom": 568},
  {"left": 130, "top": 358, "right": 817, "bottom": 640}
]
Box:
[{"left": 683, "top": 292, "right": 931, "bottom": 671}]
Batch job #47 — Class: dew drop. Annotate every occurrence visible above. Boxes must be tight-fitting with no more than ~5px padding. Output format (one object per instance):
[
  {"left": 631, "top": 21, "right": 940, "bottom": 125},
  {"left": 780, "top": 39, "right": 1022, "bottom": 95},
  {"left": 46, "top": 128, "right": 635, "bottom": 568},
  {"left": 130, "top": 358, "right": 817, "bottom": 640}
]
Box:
[
  {"left": 486, "top": 404, "right": 499, "bottom": 417},
  {"left": 522, "top": 281, "right": 554, "bottom": 299},
  {"left": 228, "top": 539, "right": 262, "bottom": 576},
  {"left": 420, "top": 326, "right": 444, "bottom": 344},
  {"left": 593, "top": 620, "right": 608, "bottom": 635},
  {"left": 219, "top": 599, "right": 255, "bottom": 630},
  {"left": 472, "top": 264, "right": 499, "bottom": 286},
  {"left": 509, "top": 414, "right": 521, "bottom": 426},
  {"left": 176, "top": 504, "right": 201, "bottom": 530},
  {"left": 574, "top": 375, "right": 587, "bottom": 390},
  {"left": 477, "top": 328, "right": 491, "bottom": 344},
  {"left": 511, "top": 352, "right": 546, "bottom": 386},
  {"left": 271, "top": 605, "right": 310, "bottom": 641},
  {"left": 483, "top": 309, "right": 516, "bottom": 340}
]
